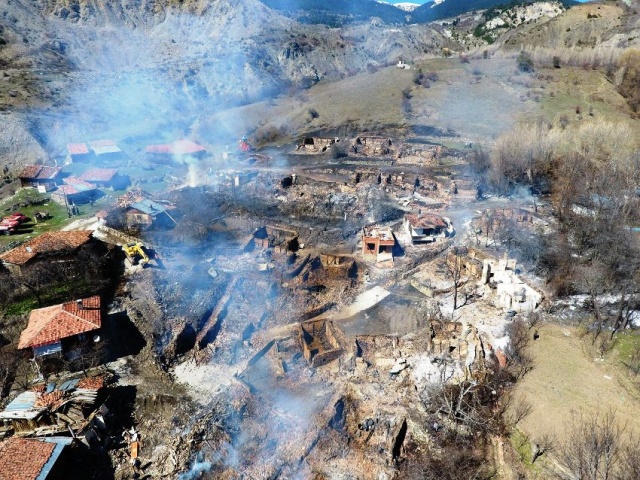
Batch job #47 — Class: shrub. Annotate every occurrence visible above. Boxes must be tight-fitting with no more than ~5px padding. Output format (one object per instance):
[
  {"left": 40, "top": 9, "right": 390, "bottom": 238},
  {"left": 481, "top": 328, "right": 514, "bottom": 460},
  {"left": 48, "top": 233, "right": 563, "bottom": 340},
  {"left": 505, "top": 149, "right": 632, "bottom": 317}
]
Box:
[
  {"left": 516, "top": 51, "right": 534, "bottom": 73},
  {"left": 616, "top": 49, "right": 640, "bottom": 114}
]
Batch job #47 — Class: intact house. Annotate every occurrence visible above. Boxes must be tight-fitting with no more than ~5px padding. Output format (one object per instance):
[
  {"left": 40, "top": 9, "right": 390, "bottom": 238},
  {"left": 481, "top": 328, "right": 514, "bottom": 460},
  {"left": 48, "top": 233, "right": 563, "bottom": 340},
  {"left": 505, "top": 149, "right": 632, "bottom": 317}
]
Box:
[
  {"left": 18, "top": 296, "right": 102, "bottom": 361},
  {"left": 0, "top": 437, "right": 72, "bottom": 480},
  {"left": 51, "top": 177, "right": 98, "bottom": 206},
  {"left": 79, "top": 168, "right": 129, "bottom": 190},
  {"left": 125, "top": 199, "right": 175, "bottom": 230},
  {"left": 404, "top": 213, "right": 453, "bottom": 244},
  {"left": 362, "top": 225, "right": 395, "bottom": 263},
  {"left": 18, "top": 165, "right": 63, "bottom": 190},
  {"left": 88, "top": 140, "right": 123, "bottom": 162},
  {"left": 144, "top": 139, "right": 207, "bottom": 163},
  {"left": 67, "top": 143, "right": 93, "bottom": 163},
  {"left": 0, "top": 230, "right": 95, "bottom": 275}
]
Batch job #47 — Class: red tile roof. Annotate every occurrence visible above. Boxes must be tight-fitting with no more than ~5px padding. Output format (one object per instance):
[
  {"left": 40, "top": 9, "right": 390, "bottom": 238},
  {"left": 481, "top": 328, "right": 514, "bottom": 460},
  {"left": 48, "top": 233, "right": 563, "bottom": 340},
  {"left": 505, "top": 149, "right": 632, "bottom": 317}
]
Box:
[
  {"left": 405, "top": 213, "right": 447, "bottom": 229},
  {"left": 79, "top": 168, "right": 117, "bottom": 182},
  {"left": 59, "top": 177, "right": 96, "bottom": 194},
  {"left": 0, "top": 438, "right": 55, "bottom": 480},
  {"left": 18, "top": 165, "right": 42, "bottom": 179},
  {"left": 0, "top": 230, "right": 94, "bottom": 265},
  {"left": 145, "top": 139, "right": 206, "bottom": 155},
  {"left": 19, "top": 295, "right": 102, "bottom": 349},
  {"left": 18, "top": 165, "right": 62, "bottom": 180},
  {"left": 67, "top": 143, "right": 89, "bottom": 155}
]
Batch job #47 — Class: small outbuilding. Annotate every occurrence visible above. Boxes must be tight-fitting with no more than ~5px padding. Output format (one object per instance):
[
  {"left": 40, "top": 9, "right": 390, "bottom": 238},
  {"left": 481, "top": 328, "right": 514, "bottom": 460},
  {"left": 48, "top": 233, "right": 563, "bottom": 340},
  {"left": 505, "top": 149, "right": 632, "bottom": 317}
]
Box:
[
  {"left": 125, "top": 199, "right": 175, "bottom": 229},
  {"left": 296, "top": 137, "right": 338, "bottom": 153},
  {"left": 67, "top": 143, "right": 93, "bottom": 163}
]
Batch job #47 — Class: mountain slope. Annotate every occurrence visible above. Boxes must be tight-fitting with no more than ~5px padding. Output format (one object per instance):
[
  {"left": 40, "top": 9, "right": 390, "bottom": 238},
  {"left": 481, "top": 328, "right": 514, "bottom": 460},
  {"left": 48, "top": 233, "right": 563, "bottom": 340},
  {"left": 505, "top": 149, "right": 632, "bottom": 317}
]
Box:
[
  {"left": 259, "top": 0, "right": 409, "bottom": 25},
  {"left": 0, "top": 0, "right": 449, "bottom": 161},
  {"left": 413, "top": 0, "right": 576, "bottom": 22}
]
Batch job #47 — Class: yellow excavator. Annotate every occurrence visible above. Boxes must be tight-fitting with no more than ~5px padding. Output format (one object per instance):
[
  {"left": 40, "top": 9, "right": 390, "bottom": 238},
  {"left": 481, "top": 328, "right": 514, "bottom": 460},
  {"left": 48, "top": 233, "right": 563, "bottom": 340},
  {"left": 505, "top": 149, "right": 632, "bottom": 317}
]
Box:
[{"left": 122, "top": 242, "right": 151, "bottom": 267}]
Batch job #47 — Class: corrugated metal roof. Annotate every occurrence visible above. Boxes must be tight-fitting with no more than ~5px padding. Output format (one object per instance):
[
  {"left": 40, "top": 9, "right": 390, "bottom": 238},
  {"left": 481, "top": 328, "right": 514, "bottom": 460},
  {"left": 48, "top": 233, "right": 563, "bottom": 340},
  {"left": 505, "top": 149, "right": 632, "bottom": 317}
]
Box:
[
  {"left": 3, "top": 391, "right": 37, "bottom": 411},
  {"left": 130, "top": 199, "right": 168, "bottom": 216},
  {"left": 58, "top": 379, "right": 80, "bottom": 392},
  {"left": 0, "top": 391, "right": 42, "bottom": 420},
  {"left": 89, "top": 140, "right": 121, "bottom": 156}
]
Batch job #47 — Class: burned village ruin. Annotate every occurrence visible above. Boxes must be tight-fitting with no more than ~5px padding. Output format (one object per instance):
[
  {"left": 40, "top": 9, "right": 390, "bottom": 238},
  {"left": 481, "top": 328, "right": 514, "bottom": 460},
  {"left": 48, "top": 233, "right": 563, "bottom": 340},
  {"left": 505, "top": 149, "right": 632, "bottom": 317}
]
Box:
[{"left": 2, "top": 0, "right": 640, "bottom": 479}]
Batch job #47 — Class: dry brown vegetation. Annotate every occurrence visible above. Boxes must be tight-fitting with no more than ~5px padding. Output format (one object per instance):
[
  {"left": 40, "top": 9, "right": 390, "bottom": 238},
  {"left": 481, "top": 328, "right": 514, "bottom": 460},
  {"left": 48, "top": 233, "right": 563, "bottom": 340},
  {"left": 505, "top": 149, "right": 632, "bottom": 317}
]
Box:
[{"left": 615, "top": 49, "right": 640, "bottom": 115}]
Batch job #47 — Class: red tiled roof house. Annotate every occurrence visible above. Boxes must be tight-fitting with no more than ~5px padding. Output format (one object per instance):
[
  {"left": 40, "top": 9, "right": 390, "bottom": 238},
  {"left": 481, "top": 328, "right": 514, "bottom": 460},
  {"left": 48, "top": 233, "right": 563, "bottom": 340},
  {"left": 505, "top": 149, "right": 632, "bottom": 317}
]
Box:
[
  {"left": 18, "top": 296, "right": 102, "bottom": 359},
  {"left": 79, "top": 167, "right": 128, "bottom": 190},
  {"left": 67, "top": 143, "right": 93, "bottom": 163},
  {"left": 0, "top": 230, "right": 94, "bottom": 275},
  {"left": 17, "top": 165, "right": 63, "bottom": 189},
  {"left": 52, "top": 177, "right": 98, "bottom": 206},
  {"left": 145, "top": 139, "right": 207, "bottom": 163},
  {"left": 0, "top": 437, "right": 71, "bottom": 480}
]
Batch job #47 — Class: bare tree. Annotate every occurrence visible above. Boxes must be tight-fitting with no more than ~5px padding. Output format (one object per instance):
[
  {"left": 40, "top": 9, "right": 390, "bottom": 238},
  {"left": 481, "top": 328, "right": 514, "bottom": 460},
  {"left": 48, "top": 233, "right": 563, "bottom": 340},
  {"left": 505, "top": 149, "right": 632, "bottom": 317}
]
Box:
[
  {"left": 506, "top": 319, "right": 534, "bottom": 379},
  {"left": 505, "top": 395, "right": 533, "bottom": 428},
  {"left": 531, "top": 432, "right": 556, "bottom": 464},
  {"left": 557, "top": 411, "right": 624, "bottom": 480},
  {"left": 446, "top": 248, "right": 464, "bottom": 313},
  {"left": 0, "top": 347, "right": 20, "bottom": 398}
]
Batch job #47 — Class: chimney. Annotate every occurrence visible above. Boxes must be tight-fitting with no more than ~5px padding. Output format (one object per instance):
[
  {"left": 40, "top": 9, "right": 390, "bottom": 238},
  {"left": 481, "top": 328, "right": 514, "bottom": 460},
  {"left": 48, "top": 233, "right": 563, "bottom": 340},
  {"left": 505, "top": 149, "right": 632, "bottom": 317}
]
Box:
[{"left": 76, "top": 299, "right": 83, "bottom": 310}]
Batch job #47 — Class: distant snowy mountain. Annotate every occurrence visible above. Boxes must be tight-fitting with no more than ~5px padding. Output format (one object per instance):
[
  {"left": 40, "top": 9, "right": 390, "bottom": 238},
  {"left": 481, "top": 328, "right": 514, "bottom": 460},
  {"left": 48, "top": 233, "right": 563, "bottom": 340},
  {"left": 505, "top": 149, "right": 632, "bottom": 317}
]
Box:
[
  {"left": 392, "top": 2, "right": 421, "bottom": 12},
  {"left": 431, "top": 0, "right": 446, "bottom": 7}
]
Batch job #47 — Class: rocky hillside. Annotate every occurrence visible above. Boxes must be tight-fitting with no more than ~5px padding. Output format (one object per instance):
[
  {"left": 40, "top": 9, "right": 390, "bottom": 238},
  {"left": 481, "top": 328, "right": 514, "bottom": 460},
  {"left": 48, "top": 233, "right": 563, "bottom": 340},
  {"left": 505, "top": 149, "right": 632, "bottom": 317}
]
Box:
[
  {"left": 259, "top": 0, "right": 409, "bottom": 26},
  {"left": 0, "top": 0, "right": 449, "bottom": 168},
  {"left": 412, "top": 0, "right": 575, "bottom": 22},
  {"left": 500, "top": 1, "right": 640, "bottom": 50}
]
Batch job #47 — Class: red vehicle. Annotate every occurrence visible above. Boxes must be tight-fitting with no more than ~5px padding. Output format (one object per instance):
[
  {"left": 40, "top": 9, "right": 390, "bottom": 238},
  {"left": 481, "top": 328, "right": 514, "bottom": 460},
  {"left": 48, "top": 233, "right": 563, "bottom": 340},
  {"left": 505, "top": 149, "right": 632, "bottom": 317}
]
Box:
[
  {"left": 1, "top": 218, "right": 20, "bottom": 228},
  {"left": 0, "top": 225, "right": 14, "bottom": 235},
  {"left": 7, "top": 212, "right": 27, "bottom": 223}
]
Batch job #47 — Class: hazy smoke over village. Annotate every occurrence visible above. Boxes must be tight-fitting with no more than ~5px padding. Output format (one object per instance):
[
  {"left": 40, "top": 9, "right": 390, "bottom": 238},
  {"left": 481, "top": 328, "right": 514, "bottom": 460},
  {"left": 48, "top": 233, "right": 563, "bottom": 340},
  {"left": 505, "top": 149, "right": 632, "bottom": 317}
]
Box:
[{"left": 1, "top": 0, "right": 640, "bottom": 478}]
